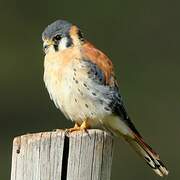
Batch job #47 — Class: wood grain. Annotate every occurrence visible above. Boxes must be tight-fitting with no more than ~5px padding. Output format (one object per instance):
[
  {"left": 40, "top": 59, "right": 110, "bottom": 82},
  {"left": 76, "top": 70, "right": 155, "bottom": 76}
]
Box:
[{"left": 11, "top": 129, "right": 114, "bottom": 180}]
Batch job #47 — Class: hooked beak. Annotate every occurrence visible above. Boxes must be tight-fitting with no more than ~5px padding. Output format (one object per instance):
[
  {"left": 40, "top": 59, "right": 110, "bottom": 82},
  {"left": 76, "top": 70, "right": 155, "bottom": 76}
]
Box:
[{"left": 43, "top": 39, "right": 54, "bottom": 53}]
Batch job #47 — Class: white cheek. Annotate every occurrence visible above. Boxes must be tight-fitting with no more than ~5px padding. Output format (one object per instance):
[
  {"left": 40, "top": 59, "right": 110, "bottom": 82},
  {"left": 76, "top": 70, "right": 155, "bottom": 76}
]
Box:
[
  {"left": 48, "top": 45, "right": 56, "bottom": 53},
  {"left": 58, "top": 37, "right": 68, "bottom": 51}
]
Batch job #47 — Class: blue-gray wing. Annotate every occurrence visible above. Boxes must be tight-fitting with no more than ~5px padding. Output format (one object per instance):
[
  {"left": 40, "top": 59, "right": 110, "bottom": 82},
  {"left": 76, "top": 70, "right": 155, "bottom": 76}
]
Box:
[
  {"left": 81, "top": 59, "right": 141, "bottom": 136},
  {"left": 82, "top": 60, "right": 106, "bottom": 84}
]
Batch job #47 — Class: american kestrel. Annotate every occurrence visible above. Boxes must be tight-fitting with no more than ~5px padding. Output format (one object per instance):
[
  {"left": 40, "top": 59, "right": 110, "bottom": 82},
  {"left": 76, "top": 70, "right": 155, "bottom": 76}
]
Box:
[{"left": 42, "top": 20, "right": 168, "bottom": 176}]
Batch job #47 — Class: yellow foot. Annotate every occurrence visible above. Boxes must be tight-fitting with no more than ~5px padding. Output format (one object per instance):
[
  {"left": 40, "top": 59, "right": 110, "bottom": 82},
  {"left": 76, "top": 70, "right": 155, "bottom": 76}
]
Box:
[
  {"left": 66, "top": 123, "right": 81, "bottom": 133},
  {"left": 66, "top": 121, "right": 90, "bottom": 133}
]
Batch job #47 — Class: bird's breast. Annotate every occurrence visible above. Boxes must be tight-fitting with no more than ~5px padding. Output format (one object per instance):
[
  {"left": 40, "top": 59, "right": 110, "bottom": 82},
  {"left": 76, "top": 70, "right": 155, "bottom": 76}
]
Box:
[
  {"left": 44, "top": 52, "right": 78, "bottom": 119},
  {"left": 43, "top": 50, "right": 112, "bottom": 127}
]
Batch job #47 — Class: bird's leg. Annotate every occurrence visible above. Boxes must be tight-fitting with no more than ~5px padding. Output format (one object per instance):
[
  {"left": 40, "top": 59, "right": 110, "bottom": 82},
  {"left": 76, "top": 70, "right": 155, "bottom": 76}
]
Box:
[
  {"left": 65, "top": 120, "right": 90, "bottom": 133},
  {"left": 66, "top": 123, "right": 81, "bottom": 133},
  {"left": 79, "top": 120, "right": 91, "bottom": 137},
  {"left": 79, "top": 120, "right": 90, "bottom": 131}
]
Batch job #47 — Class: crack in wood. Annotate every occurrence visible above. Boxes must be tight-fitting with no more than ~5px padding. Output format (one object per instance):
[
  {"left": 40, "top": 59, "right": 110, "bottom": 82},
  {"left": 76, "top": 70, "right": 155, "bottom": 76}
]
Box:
[
  {"left": 11, "top": 130, "right": 113, "bottom": 180},
  {"left": 61, "top": 135, "right": 69, "bottom": 180}
]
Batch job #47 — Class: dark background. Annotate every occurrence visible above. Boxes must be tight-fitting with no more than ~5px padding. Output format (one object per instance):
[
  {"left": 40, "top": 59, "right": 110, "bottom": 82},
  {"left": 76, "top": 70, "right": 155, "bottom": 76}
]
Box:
[{"left": 0, "top": 0, "right": 179, "bottom": 179}]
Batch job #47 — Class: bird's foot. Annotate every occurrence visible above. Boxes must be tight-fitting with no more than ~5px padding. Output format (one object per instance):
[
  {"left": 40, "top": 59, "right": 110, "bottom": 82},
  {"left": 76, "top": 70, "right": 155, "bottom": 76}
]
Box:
[
  {"left": 65, "top": 121, "right": 90, "bottom": 135},
  {"left": 65, "top": 123, "right": 81, "bottom": 133}
]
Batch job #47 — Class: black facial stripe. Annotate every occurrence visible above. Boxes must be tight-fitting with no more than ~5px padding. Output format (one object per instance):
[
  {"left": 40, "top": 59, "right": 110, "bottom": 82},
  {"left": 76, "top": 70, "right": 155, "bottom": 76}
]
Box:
[
  {"left": 77, "top": 30, "right": 84, "bottom": 41},
  {"left": 53, "top": 35, "right": 72, "bottom": 51},
  {"left": 54, "top": 44, "right": 59, "bottom": 51},
  {"left": 66, "top": 34, "right": 73, "bottom": 47}
]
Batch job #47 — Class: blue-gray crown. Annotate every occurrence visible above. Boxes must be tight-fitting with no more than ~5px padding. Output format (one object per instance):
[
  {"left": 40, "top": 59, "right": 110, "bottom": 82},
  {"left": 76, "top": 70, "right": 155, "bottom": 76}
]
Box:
[{"left": 42, "top": 20, "right": 72, "bottom": 40}]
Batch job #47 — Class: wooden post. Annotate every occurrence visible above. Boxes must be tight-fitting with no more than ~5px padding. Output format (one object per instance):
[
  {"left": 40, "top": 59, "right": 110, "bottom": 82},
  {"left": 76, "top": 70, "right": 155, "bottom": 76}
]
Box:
[{"left": 11, "top": 129, "right": 114, "bottom": 180}]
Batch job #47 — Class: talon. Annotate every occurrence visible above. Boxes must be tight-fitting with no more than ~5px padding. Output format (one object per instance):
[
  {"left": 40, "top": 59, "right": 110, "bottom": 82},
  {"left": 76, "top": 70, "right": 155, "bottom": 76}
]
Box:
[
  {"left": 79, "top": 120, "right": 91, "bottom": 138},
  {"left": 65, "top": 123, "right": 81, "bottom": 133},
  {"left": 77, "top": 120, "right": 90, "bottom": 132},
  {"left": 65, "top": 120, "right": 90, "bottom": 134}
]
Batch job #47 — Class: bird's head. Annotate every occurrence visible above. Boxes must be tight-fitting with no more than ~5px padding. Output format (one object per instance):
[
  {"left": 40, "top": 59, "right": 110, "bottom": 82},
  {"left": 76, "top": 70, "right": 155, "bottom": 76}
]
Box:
[{"left": 42, "top": 20, "right": 84, "bottom": 54}]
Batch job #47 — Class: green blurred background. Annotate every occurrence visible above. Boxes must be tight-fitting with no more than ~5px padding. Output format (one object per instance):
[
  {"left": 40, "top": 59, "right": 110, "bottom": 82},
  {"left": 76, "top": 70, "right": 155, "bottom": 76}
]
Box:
[{"left": 0, "top": 0, "right": 179, "bottom": 179}]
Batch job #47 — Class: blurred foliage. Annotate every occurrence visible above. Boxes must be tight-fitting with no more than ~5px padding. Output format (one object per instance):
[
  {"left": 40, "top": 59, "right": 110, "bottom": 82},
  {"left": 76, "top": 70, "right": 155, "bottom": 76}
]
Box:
[{"left": 0, "top": 0, "right": 179, "bottom": 179}]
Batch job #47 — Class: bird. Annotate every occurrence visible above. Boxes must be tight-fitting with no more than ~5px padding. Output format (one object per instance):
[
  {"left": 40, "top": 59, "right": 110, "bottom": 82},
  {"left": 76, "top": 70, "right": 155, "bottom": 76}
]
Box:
[{"left": 42, "top": 19, "right": 168, "bottom": 177}]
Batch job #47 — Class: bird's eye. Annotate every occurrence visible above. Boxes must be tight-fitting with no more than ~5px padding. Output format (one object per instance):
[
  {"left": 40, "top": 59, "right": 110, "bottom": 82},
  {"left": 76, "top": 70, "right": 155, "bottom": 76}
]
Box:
[{"left": 53, "top": 35, "right": 61, "bottom": 41}]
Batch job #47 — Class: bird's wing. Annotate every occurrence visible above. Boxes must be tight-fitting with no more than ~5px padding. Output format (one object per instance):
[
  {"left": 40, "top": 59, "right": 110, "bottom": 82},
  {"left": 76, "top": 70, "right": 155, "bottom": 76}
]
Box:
[
  {"left": 81, "top": 41, "right": 168, "bottom": 177},
  {"left": 82, "top": 41, "right": 142, "bottom": 136},
  {"left": 82, "top": 41, "right": 115, "bottom": 86}
]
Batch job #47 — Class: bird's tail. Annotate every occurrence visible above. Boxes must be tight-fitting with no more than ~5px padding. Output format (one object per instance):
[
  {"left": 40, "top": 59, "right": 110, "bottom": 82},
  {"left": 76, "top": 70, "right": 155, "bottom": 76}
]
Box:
[
  {"left": 125, "top": 133, "right": 168, "bottom": 177},
  {"left": 104, "top": 116, "right": 168, "bottom": 177}
]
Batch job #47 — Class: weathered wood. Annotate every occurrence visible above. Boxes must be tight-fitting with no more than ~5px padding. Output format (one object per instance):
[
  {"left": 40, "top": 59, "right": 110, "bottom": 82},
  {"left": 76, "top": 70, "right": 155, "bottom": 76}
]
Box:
[{"left": 11, "top": 129, "right": 114, "bottom": 180}]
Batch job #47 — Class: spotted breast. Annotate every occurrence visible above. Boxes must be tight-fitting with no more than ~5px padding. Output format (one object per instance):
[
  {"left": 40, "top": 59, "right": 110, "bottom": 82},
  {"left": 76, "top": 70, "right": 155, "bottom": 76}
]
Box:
[{"left": 44, "top": 46, "right": 119, "bottom": 128}]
